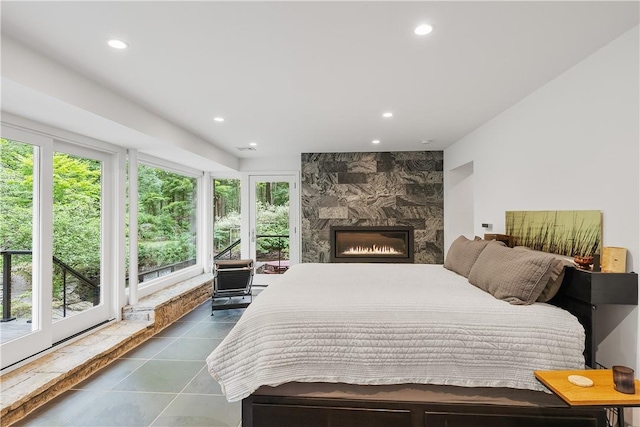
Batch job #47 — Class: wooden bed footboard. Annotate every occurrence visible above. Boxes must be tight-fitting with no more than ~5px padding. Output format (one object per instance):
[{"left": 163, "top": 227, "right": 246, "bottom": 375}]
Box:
[{"left": 242, "top": 392, "right": 607, "bottom": 427}]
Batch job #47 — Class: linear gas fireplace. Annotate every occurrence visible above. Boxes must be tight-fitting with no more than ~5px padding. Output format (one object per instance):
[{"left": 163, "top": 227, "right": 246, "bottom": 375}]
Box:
[{"left": 330, "top": 226, "right": 414, "bottom": 263}]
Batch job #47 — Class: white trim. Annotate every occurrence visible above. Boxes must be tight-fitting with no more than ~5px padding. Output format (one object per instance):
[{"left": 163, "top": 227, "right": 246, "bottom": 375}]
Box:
[
  {"left": 128, "top": 149, "right": 139, "bottom": 305},
  {"left": 114, "top": 150, "right": 127, "bottom": 320},
  {"left": 201, "top": 172, "right": 213, "bottom": 274},
  {"left": 133, "top": 265, "right": 204, "bottom": 300},
  {"left": 137, "top": 152, "right": 201, "bottom": 178},
  {"left": 1, "top": 112, "right": 124, "bottom": 155}
]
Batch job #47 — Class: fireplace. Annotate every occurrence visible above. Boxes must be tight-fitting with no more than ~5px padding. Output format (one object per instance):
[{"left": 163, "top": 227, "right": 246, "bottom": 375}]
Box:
[{"left": 330, "top": 226, "right": 414, "bottom": 263}]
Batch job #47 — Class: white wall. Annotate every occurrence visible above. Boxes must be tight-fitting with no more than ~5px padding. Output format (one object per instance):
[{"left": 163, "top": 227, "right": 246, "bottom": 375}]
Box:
[
  {"left": 239, "top": 155, "right": 301, "bottom": 172},
  {"left": 444, "top": 161, "right": 475, "bottom": 244},
  {"left": 445, "top": 24, "right": 639, "bottom": 414}
]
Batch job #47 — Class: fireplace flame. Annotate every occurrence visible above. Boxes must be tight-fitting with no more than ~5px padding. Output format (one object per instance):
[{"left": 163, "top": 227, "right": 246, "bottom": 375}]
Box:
[{"left": 342, "top": 245, "right": 402, "bottom": 255}]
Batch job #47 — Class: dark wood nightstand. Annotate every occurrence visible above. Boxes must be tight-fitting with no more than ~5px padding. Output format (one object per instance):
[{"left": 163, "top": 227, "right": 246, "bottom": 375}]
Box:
[
  {"left": 558, "top": 269, "right": 638, "bottom": 305},
  {"left": 551, "top": 269, "right": 638, "bottom": 368}
]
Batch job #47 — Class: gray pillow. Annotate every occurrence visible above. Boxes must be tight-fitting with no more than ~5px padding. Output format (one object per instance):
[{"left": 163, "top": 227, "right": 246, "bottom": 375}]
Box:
[
  {"left": 468, "top": 242, "right": 557, "bottom": 305},
  {"left": 512, "top": 247, "right": 574, "bottom": 302},
  {"left": 444, "top": 235, "right": 491, "bottom": 278}
]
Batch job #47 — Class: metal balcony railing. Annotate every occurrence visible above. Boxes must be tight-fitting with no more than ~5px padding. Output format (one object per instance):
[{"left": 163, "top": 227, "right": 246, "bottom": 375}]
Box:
[{"left": 1, "top": 250, "right": 100, "bottom": 322}]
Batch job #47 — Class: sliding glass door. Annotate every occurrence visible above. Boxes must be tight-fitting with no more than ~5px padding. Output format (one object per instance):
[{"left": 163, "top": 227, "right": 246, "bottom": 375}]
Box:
[
  {"left": 0, "top": 128, "right": 117, "bottom": 369},
  {"left": 1, "top": 130, "right": 53, "bottom": 367},
  {"left": 50, "top": 141, "right": 113, "bottom": 343}
]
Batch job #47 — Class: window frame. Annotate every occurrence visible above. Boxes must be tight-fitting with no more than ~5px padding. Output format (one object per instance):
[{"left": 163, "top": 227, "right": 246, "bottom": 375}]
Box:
[{"left": 132, "top": 154, "right": 205, "bottom": 299}]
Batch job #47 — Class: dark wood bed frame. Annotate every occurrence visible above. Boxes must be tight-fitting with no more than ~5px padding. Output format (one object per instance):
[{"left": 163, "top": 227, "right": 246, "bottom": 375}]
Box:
[
  {"left": 241, "top": 267, "right": 632, "bottom": 427},
  {"left": 242, "top": 389, "right": 607, "bottom": 427}
]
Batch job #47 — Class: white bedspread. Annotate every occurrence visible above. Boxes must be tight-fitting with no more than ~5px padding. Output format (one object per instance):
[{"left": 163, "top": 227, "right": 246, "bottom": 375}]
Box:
[{"left": 206, "top": 263, "right": 585, "bottom": 402}]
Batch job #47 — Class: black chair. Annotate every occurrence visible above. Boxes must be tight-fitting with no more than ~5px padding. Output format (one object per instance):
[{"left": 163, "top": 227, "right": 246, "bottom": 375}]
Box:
[{"left": 211, "top": 259, "right": 254, "bottom": 315}]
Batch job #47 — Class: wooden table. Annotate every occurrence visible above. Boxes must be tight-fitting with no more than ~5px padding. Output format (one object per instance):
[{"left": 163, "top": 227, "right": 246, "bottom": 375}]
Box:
[{"left": 535, "top": 369, "right": 640, "bottom": 427}]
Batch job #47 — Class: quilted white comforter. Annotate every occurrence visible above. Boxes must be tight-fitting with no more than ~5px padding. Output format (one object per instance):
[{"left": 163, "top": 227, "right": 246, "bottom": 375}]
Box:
[{"left": 206, "top": 263, "right": 584, "bottom": 402}]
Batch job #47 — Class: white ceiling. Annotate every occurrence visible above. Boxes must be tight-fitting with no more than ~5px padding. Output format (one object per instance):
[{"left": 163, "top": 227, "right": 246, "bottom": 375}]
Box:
[{"left": 1, "top": 1, "right": 638, "bottom": 169}]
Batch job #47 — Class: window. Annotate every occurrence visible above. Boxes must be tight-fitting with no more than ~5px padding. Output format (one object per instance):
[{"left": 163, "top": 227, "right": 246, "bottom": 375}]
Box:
[
  {"left": 213, "top": 178, "right": 241, "bottom": 260},
  {"left": 0, "top": 138, "right": 36, "bottom": 342},
  {"left": 135, "top": 164, "right": 197, "bottom": 284}
]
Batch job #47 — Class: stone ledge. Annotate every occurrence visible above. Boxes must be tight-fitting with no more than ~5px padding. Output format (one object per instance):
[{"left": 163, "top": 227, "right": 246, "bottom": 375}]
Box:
[{"left": 1, "top": 273, "right": 213, "bottom": 426}]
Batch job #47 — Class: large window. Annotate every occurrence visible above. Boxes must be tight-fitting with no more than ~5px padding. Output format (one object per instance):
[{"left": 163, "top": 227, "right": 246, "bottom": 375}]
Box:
[{"left": 135, "top": 164, "right": 197, "bottom": 283}]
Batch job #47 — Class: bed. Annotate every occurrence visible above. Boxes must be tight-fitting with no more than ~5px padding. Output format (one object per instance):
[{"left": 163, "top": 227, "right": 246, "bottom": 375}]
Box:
[{"left": 206, "top": 240, "right": 606, "bottom": 426}]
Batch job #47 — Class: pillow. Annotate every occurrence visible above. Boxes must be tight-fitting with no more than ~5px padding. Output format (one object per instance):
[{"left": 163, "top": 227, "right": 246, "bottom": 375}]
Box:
[
  {"left": 468, "top": 242, "right": 558, "bottom": 305},
  {"left": 444, "top": 235, "right": 491, "bottom": 278},
  {"left": 512, "top": 247, "right": 574, "bottom": 302}
]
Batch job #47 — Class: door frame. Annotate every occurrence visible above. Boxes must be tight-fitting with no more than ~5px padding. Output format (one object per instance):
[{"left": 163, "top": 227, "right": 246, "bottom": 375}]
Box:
[
  {"left": 243, "top": 173, "right": 300, "bottom": 284},
  {"left": 0, "top": 126, "right": 54, "bottom": 369}
]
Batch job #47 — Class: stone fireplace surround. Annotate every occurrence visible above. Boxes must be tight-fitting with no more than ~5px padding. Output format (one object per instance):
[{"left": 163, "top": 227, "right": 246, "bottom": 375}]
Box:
[{"left": 301, "top": 151, "right": 444, "bottom": 264}]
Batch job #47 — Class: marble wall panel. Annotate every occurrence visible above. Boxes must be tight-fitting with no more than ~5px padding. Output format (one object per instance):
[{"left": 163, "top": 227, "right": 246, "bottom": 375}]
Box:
[
  {"left": 303, "top": 195, "right": 340, "bottom": 209},
  {"left": 319, "top": 162, "right": 348, "bottom": 173},
  {"left": 301, "top": 151, "right": 444, "bottom": 264},
  {"left": 337, "top": 173, "right": 368, "bottom": 184},
  {"left": 347, "top": 161, "right": 377, "bottom": 173},
  {"left": 366, "top": 173, "right": 411, "bottom": 191},
  {"left": 319, "top": 206, "right": 349, "bottom": 219},
  {"left": 396, "top": 194, "right": 426, "bottom": 206},
  {"left": 376, "top": 161, "right": 394, "bottom": 172}
]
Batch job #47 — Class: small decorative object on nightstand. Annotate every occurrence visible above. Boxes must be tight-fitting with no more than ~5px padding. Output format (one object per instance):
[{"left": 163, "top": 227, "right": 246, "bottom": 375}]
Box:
[
  {"left": 602, "top": 247, "right": 627, "bottom": 273},
  {"left": 574, "top": 255, "right": 594, "bottom": 270},
  {"left": 613, "top": 366, "right": 636, "bottom": 394}
]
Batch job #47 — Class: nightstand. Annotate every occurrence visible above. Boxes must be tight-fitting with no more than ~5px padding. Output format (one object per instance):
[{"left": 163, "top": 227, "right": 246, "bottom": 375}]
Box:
[
  {"left": 535, "top": 369, "right": 640, "bottom": 427},
  {"left": 550, "top": 269, "right": 638, "bottom": 368},
  {"left": 558, "top": 269, "right": 638, "bottom": 305}
]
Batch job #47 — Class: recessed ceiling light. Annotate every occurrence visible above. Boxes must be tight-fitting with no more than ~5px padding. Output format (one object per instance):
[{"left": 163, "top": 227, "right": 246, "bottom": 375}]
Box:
[
  {"left": 414, "top": 24, "right": 434, "bottom": 36},
  {"left": 421, "top": 139, "right": 434, "bottom": 145},
  {"left": 382, "top": 112, "right": 393, "bottom": 118},
  {"left": 249, "top": 142, "right": 258, "bottom": 147},
  {"left": 107, "top": 39, "right": 128, "bottom": 49},
  {"left": 372, "top": 140, "right": 381, "bottom": 144},
  {"left": 214, "top": 117, "right": 225, "bottom": 122}
]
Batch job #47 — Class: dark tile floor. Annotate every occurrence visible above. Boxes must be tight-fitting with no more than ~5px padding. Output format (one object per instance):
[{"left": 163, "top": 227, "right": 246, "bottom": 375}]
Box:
[{"left": 14, "top": 302, "right": 246, "bottom": 427}]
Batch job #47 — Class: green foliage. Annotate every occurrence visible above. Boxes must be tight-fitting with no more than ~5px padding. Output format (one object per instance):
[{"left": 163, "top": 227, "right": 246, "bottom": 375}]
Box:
[
  {"left": 52, "top": 153, "right": 102, "bottom": 279},
  {"left": 137, "top": 165, "right": 197, "bottom": 270},
  {"left": 138, "top": 233, "right": 196, "bottom": 268},
  {"left": 214, "top": 179, "right": 240, "bottom": 218},
  {"left": 256, "top": 202, "right": 290, "bottom": 256},
  {"left": 1, "top": 139, "right": 34, "bottom": 252},
  {"left": 8, "top": 292, "right": 32, "bottom": 318}
]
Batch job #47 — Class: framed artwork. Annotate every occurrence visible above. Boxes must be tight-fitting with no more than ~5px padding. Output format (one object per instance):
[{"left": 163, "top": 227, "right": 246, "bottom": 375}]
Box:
[{"left": 505, "top": 210, "right": 601, "bottom": 257}]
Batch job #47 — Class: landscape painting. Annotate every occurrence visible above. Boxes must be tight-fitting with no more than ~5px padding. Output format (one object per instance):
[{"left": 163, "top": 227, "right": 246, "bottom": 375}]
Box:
[{"left": 505, "top": 210, "right": 602, "bottom": 257}]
